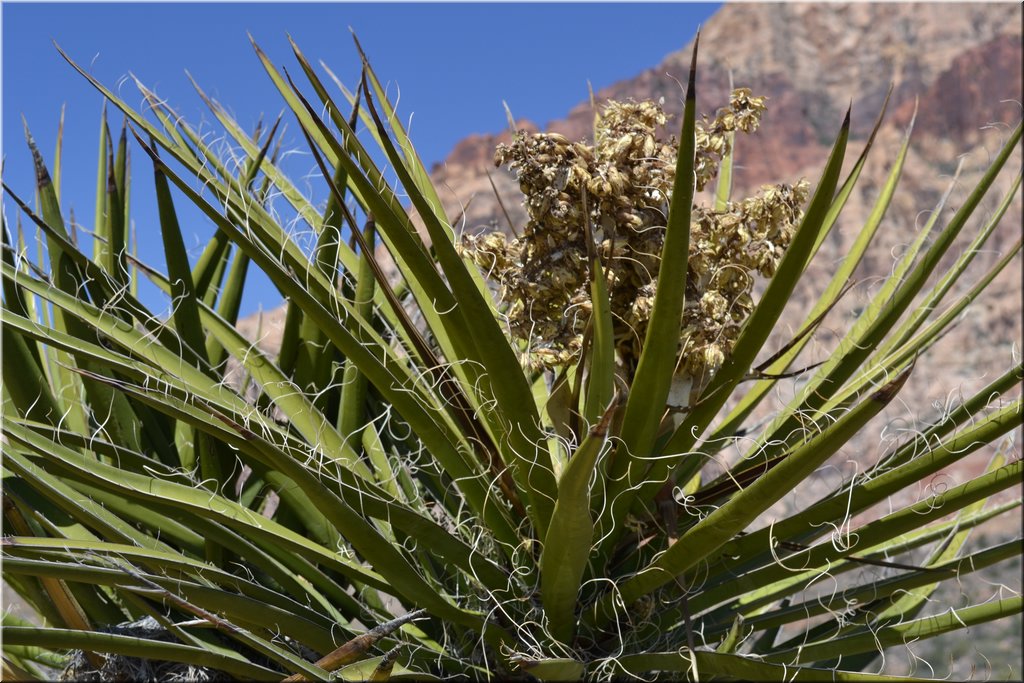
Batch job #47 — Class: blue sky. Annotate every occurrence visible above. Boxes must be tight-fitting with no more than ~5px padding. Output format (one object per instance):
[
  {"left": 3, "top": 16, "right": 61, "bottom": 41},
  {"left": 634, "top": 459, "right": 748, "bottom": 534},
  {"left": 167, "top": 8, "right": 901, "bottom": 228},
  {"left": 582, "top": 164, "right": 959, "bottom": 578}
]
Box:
[{"left": 2, "top": 2, "right": 719, "bottom": 317}]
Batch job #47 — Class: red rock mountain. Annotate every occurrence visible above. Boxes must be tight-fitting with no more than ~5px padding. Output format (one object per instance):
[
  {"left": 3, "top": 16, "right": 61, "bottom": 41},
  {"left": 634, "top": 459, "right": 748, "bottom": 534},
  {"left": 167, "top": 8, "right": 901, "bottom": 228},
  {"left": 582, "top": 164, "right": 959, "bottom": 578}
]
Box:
[{"left": 432, "top": 3, "right": 1021, "bottom": 237}]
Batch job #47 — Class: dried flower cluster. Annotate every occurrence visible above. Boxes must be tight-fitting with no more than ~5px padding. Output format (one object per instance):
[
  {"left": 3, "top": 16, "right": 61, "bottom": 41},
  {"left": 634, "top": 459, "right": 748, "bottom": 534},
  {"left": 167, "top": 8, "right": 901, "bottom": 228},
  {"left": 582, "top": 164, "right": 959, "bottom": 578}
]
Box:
[{"left": 461, "top": 90, "right": 809, "bottom": 390}]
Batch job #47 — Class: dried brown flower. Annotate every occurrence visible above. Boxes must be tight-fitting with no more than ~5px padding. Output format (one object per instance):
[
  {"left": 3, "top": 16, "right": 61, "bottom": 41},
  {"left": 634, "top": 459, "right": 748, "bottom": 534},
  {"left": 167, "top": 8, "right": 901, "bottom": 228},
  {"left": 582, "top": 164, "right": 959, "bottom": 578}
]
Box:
[{"left": 461, "top": 90, "right": 807, "bottom": 398}]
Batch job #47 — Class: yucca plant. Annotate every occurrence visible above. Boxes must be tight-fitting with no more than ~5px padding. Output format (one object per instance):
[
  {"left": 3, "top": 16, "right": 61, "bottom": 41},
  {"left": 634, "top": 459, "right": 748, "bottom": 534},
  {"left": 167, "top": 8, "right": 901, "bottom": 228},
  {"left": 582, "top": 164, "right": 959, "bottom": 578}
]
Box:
[{"left": 2, "top": 32, "right": 1021, "bottom": 682}]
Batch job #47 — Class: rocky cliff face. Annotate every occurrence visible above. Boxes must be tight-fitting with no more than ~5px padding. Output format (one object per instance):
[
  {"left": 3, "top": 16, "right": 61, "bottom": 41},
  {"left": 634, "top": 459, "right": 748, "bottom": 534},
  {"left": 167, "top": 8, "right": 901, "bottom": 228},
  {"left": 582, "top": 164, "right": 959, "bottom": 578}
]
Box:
[{"left": 432, "top": 3, "right": 1021, "bottom": 236}]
